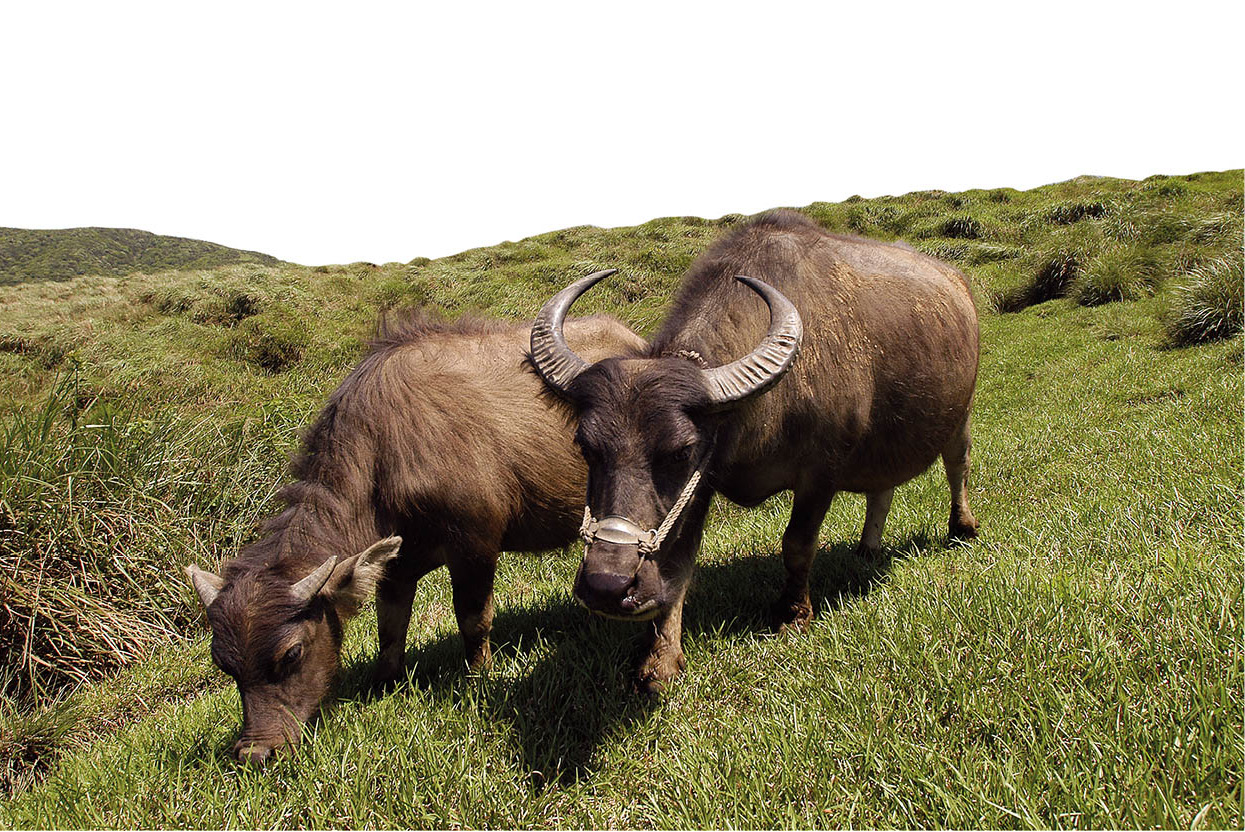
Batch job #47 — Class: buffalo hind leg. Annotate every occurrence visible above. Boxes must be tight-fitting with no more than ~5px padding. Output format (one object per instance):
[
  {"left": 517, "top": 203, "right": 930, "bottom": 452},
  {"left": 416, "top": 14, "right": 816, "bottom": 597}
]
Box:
[
  {"left": 943, "top": 414, "right": 980, "bottom": 540},
  {"left": 637, "top": 494, "right": 712, "bottom": 695},
  {"left": 858, "top": 488, "right": 895, "bottom": 558},
  {"left": 772, "top": 487, "right": 837, "bottom": 633},
  {"left": 373, "top": 551, "right": 439, "bottom": 687},
  {"left": 446, "top": 547, "right": 499, "bottom": 669}
]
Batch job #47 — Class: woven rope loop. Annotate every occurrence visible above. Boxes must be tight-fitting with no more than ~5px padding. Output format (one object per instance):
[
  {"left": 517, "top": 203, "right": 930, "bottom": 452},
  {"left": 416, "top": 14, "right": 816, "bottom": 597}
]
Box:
[{"left": 579, "top": 463, "right": 705, "bottom": 556}]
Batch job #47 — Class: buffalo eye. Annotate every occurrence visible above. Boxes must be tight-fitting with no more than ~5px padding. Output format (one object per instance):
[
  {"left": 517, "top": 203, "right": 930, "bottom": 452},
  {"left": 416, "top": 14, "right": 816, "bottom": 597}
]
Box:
[
  {"left": 280, "top": 643, "right": 304, "bottom": 668},
  {"left": 658, "top": 444, "right": 695, "bottom": 469}
]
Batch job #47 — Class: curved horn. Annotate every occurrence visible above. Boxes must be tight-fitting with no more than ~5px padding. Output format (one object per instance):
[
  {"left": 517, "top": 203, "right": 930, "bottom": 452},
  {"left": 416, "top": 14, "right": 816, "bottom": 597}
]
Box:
[
  {"left": 530, "top": 269, "right": 617, "bottom": 393},
  {"left": 291, "top": 555, "right": 337, "bottom": 602},
  {"left": 184, "top": 564, "right": 224, "bottom": 609},
  {"left": 702, "top": 276, "right": 803, "bottom": 409}
]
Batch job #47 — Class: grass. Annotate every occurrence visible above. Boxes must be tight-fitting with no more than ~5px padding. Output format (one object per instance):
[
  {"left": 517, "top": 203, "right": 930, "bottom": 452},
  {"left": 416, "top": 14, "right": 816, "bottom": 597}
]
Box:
[
  {"left": 0, "top": 170, "right": 1241, "bottom": 828},
  {"left": 0, "top": 227, "right": 281, "bottom": 286},
  {"left": 1074, "top": 244, "right": 1166, "bottom": 306},
  {"left": 0, "top": 370, "right": 303, "bottom": 702},
  {"left": 1165, "top": 255, "right": 1245, "bottom": 346}
]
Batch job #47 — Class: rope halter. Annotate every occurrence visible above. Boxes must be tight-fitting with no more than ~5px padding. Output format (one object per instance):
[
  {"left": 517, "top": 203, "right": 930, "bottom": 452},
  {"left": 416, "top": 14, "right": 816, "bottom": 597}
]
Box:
[{"left": 579, "top": 456, "right": 706, "bottom": 557}]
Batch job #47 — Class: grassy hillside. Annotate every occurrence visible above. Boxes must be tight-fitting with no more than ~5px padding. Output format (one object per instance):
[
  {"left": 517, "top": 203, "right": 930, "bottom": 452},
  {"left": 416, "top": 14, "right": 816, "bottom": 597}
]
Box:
[
  {"left": 0, "top": 170, "right": 1241, "bottom": 827},
  {"left": 0, "top": 227, "right": 282, "bottom": 286}
]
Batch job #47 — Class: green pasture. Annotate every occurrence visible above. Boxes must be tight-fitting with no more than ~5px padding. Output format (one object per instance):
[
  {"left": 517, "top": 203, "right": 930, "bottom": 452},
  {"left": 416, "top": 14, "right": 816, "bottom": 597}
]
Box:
[{"left": 0, "top": 170, "right": 1240, "bottom": 828}]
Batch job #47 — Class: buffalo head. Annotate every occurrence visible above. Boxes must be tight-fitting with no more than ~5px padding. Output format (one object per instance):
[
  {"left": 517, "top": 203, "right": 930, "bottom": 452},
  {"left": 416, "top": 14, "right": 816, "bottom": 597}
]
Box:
[
  {"left": 530, "top": 271, "right": 801, "bottom": 619},
  {"left": 184, "top": 536, "right": 402, "bottom": 763}
]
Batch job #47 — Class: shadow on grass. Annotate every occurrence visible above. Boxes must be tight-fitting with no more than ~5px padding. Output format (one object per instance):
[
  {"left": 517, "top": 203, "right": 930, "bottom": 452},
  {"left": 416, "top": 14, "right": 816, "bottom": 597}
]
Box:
[{"left": 334, "top": 531, "right": 928, "bottom": 785}]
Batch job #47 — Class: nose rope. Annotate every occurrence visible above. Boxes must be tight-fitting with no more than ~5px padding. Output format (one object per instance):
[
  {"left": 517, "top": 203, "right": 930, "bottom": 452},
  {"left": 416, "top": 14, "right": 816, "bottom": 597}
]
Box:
[{"left": 579, "top": 459, "right": 706, "bottom": 557}]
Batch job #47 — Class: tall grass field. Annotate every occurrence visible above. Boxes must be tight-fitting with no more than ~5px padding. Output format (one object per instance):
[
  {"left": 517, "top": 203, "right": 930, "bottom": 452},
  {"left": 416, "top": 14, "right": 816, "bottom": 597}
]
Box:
[{"left": 0, "top": 170, "right": 1241, "bottom": 828}]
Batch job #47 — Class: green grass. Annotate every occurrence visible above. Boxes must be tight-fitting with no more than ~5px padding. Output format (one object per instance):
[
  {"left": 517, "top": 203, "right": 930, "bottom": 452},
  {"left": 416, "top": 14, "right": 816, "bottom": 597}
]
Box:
[
  {"left": 0, "top": 227, "right": 282, "bottom": 286},
  {"left": 0, "top": 170, "right": 1241, "bottom": 828},
  {"left": 0, "top": 371, "right": 302, "bottom": 702},
  {"left": 1165, "top": 255, "right": 1245, "bottom": 346},
  {"left": 1074, "top": 243, "right": 1167, "bottom": 306}
]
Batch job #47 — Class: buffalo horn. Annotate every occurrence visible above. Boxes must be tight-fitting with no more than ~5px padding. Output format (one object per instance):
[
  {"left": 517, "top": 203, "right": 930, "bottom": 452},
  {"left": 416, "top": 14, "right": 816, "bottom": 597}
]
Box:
[
  {"left": 701, "top": 276, "right": 803, "bottom": 408},
  {"left": 185, "top": 565, "right": 224, "bottom": 609},
  {"left": 530, "top": 269, "right": 617, "bottom": 393},
  {"left": 291, "top": 555, "right": 338, "bottom": 602}
]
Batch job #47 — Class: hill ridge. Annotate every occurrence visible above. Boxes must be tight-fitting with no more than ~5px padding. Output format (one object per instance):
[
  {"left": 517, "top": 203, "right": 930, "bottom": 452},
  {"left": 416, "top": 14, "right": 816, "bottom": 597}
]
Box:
[{"left": 0, "top": 226, "right": 284, "bottom": 285}]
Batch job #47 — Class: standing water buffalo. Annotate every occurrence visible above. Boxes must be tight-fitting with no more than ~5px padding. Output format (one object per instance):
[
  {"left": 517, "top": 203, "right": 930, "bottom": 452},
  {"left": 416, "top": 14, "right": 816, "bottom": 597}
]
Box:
[
  {"left": 184, "top": 311, "right": 644, "bottom": 762},
  {"left": 530, "top": 211, "right": 980, "bottom": 692}
]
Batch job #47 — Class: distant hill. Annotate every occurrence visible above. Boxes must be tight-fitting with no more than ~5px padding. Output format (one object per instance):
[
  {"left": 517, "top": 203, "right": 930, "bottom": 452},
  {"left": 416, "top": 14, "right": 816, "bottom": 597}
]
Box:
[{"left": 0, "top": 227, "right": 283, "bottom": 285}]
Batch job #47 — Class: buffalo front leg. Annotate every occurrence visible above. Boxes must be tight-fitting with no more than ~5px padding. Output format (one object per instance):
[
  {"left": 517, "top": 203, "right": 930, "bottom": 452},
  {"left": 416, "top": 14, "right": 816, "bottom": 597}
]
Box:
[
  {"left": 636, "top": 494, "right": 712, "bottom": 695},
  {"left": 373, "top": 552, "right": 438, "bottom": 687},
  {"left": 637, "top": 600, "right": 687, "bottom": 696},
  {"left": 772, "top": 487, "right": 836, "bottom": 633},
  {"left": 943, "top": 413, "right": 980, "bottom": 540},
  {"left": 446, "top": 547, "right": 499, "bottom": 669},
  {"left": 857, "top": 488, "right": 895, "bottom": 558}
]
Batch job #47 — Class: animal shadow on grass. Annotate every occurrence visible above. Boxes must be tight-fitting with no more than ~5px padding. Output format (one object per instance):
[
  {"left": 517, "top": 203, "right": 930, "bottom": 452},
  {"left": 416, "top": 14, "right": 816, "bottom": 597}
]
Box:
[
  {"left": 337, "top": 597, "right": 652, "bottom": 787},
  {"left": 335, "top": 532, "right": 926, "bottom": 786},
  {"left": 681, "top": 532, "right": 928, "bottom": 638}
]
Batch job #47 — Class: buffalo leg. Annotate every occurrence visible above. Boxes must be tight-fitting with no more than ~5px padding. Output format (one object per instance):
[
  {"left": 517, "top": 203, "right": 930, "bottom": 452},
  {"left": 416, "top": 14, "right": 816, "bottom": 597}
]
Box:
[
  {"left": 772, "top": 487, "right": 837, "bottom": 633},
  {"left": 446, "top": 548, "right": 499, "bottom": 669},
  {"left": 858, "top": 488, "right": 894, "bottom": 557},
  {"left": 373, "top": 552, "right": 438, "bottom": 686},
  {"left": 637, "top": 599, "right": 688, "bottom": 696},
  {"left": 636, "top": 494, "right": 712, "bottom": 695},
  {"left": 943, "top": 414, "right": 980, "bottom": 540}
]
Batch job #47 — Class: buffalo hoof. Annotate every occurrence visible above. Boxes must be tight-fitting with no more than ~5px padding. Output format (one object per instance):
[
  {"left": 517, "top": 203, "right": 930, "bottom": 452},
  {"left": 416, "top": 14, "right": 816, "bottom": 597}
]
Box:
[
  {"left": 233, "top": 739, "right": 277, "bottom": 765},
  {"left": 635, "top": 651, "right": 686, "bottom": 696},
  {"left": 854, "top": 542, "right": 884, "bottom": 562},
  {"left": 463, "top": 637, "right": 493, "bottom": 672},
  {"left": 949, "top": 513, "right": 980, "bottom": 542},
  {"left": 370, "top": 653, "right": 407, "bottom": 691},
  {"left": 369, "top": 667, "right": 403, "bottom": 693},
  {"left": 771, "top": 598, "right": 813, "bottom": 634}
]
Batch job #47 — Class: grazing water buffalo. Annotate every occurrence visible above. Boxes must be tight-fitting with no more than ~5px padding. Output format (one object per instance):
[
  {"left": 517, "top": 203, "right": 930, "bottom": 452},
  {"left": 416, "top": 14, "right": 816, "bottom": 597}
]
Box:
[
  {"left": 530, "top": 211, "right": 980, "bottom": 692},
  {"left": 184, "top": 311, "right": 644, "bottom": 762}
]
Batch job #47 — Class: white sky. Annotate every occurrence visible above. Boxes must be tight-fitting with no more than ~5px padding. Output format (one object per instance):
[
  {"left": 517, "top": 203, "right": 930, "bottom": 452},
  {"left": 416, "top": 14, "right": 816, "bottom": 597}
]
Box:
[{"left": 2, "top": 1, "right": 1241, "bottom": 266}]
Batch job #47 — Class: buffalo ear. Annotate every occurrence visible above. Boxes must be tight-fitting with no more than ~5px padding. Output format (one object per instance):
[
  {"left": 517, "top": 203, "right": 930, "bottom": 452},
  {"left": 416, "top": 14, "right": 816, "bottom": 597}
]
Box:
[
  {"left": 185, "top": 565, "right": 225, "bottom": 609},
  {"left": 324, "top": 536, "right": 403, "bottom": 606}
]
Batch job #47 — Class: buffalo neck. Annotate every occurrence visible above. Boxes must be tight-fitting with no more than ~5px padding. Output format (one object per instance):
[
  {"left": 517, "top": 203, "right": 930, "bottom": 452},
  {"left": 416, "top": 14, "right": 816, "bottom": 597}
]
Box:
[{"left": 226, "top": 469, "right": 382, "bottom": 587}]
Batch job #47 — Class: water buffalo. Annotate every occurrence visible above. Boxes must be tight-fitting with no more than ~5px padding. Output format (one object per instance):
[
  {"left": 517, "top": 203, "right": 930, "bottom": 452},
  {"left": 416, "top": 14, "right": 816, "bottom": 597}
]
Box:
[
  {"left": 184, "top": 311, "right": 644, "bottom": 762},
  {"left": 530, "top": 210, "right": 980, "bottom": 692}
]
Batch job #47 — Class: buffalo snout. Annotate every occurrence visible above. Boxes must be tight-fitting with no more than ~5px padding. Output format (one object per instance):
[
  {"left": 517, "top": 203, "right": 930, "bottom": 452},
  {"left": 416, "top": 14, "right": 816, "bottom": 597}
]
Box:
[
  {"left": 577, "top": 567, "right": 635, "bottom": 609},
  {"left": 575, "top": 542, "right": 664, "bottom": 618}
]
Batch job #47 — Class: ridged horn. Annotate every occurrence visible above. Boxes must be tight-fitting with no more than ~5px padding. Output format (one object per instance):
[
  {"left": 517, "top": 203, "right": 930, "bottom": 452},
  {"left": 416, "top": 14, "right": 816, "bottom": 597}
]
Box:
[
  {"left": 291, "top": 555, "right": 337, "bottom": 602},
  {"left": 702, "top": 276, "right": 803, "bottom": 409},
  {"left": 530, "top": 269, "right": 617, "bottom": 393}
]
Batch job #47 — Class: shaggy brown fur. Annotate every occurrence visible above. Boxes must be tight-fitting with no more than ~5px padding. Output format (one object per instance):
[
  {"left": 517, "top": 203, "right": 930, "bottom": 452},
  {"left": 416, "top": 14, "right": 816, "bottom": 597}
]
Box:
[{"left": 187, "top": 310, "right": 644, "bottom": 762}]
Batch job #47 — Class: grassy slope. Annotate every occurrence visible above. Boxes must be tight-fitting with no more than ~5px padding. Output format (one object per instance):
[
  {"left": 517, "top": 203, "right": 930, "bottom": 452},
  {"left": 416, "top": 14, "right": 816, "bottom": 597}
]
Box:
[
  {"left": 0, "top": 171, "right": 1241, "bottom": 828},
  {"left": 0, "top": 227, "right": 282, "bottom": 286}
]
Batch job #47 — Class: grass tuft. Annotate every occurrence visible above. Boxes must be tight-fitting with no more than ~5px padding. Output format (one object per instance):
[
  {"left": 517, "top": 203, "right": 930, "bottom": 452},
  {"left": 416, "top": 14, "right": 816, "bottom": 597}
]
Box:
[
  {"left": 940, "top": 215, "right": 987, "bottom": 239},
  {"left": 0, "top": 371, "right": 295, "bottom": 703},
  {"left": 1074, "top": 244, "right": 1166, "bottom": 305},
  {"left": 225, "top": 315, "right": 310, "bottom": 373},
  {"left": 1046, "top": 201, "right": 1108, "bottom": 225},
  {"left": 1164, "top": 255, "right": 1244, "bottom": 346}
]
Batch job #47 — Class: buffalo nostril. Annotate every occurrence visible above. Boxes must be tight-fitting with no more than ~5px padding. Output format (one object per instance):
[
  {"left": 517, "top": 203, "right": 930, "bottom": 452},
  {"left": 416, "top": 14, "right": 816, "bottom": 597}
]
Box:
[{"left": 580, "top": 570, "right": 633, "bottom": 601}]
